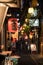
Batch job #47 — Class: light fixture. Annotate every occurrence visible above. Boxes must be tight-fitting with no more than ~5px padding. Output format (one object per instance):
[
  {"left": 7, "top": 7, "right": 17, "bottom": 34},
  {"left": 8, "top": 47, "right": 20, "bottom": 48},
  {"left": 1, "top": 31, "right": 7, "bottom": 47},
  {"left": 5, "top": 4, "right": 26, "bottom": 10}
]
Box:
[
  {"left": 25, "top": 18, "right": 28, "bottom": 23},
  {"left": 28, "top": 7, "right": 34, "bottom": 14},
  {"left": 23, "top": 24, "right": 26, "bottom": 27},
  {"left": 21, "top": 30, "right": 24, "bottom": 35},
  {"left": 7, "top": 14, "right": 12, "bottom": 17},
  {"left": 25, "top": 35, "right": 28, "bottom": 39},
  {"left": 29, "top": 34, "right": 33, "bottom": 39},
  {"left": 37, "top": 3, "right": 39, "bottom": 6}
]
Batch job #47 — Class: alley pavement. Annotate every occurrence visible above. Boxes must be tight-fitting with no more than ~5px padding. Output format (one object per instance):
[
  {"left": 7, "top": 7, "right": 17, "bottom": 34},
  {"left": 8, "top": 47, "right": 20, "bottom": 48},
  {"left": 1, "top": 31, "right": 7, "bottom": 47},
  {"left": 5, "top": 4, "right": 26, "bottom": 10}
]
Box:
[
  {"left": 30, "top": 54, "right": 43, "bottom": 65},
  {"left": 18, "top": 54, "right": 43, "bottom": 65},
  {"left": 0, "top": 53, "right": 43, "bottom": 65}
]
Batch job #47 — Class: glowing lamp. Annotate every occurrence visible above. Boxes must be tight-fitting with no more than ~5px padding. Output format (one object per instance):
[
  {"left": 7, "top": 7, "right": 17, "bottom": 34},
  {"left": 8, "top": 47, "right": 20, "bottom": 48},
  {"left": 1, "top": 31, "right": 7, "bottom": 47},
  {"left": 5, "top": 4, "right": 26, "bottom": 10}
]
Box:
[
  {"left": 29, "top": 34, "right": 33, "bottom": 39},
  {"left": 25, "top": 18, "right": 28, "bottom": 23},
  {"left": 23, "top": 24, "right": 26, "bottom": 27},
  {"left": 28, "top": 7, "right": 34, "bottom": 14}
]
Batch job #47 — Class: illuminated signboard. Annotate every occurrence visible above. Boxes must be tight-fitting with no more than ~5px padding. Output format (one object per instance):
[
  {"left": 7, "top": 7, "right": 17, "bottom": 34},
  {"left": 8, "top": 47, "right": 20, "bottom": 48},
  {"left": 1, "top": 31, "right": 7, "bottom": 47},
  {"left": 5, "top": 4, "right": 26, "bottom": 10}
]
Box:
[
  {"left": 30, "top": 44, "right": 37, "bottom": 52},
  {"left": 29, "top": 19, "right": 39, "bottom": 27}
]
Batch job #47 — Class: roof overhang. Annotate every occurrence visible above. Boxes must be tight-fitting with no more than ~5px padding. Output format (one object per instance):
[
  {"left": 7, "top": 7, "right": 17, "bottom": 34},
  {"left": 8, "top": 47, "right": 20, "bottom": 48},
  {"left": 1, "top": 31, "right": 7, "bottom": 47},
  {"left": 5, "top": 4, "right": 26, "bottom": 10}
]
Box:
[{"left": 0, "top": 0, "right": 20, "bottom": 8}]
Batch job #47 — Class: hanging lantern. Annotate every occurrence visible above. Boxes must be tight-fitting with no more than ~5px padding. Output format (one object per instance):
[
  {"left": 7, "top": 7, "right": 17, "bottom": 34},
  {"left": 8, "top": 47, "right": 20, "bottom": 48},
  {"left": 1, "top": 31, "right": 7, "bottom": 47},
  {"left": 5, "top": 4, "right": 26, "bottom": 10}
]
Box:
[{"left": 25, "top": 18, "right": 28, "bottom": 23}]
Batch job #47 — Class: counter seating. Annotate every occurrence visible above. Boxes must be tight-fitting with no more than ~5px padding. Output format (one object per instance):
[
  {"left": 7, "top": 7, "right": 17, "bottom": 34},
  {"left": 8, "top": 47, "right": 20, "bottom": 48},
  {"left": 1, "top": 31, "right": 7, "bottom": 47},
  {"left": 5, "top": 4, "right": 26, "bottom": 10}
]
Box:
[{"left": 0, "top": 51, "right": 12, "bottom": 55}]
